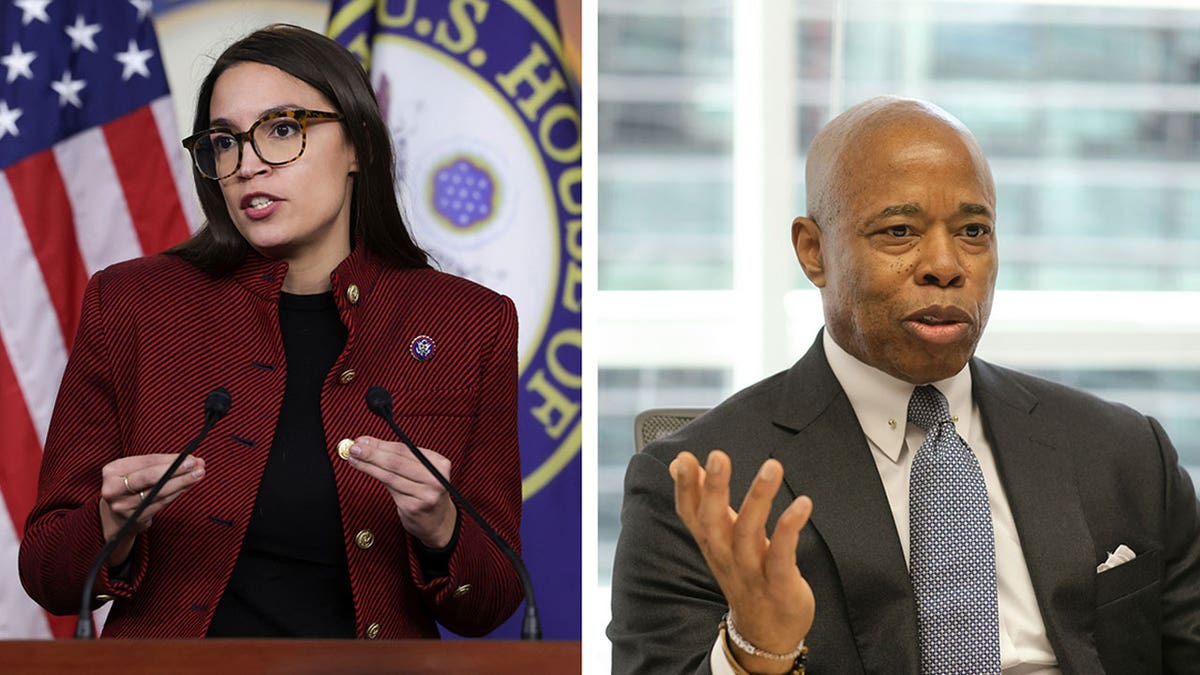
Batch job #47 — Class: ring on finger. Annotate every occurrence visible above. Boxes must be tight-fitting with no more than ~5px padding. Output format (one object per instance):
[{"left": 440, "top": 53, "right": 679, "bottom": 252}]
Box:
[
  {"left": 139, "top": 491, "right": 146, "bottom": 501},
  {"left": 122, "top": 475, "right": 134, "bottom": 495}
]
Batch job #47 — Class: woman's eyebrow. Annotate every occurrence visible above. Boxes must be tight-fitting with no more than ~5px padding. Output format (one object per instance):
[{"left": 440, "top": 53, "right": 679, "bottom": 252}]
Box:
[{"left": 209, "top": 104, "right": 303, "bottom": 129}]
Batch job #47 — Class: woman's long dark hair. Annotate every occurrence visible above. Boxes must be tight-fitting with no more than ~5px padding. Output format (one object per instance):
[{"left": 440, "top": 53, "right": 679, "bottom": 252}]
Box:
[{"left": 169, "top": 24, "right": 429, "bottom": 274}]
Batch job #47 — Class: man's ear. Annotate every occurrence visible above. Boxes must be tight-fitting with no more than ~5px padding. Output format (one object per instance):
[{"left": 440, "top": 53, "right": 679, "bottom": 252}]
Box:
[{"left": 792, "top": 216, "right": 827, "bottom": 288}]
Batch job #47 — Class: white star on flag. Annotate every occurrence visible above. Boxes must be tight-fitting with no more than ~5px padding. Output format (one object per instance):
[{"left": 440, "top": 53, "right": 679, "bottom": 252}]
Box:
[
  {"left": 129, "top": 0, "right": 152, "bottom": 22},
  {"left": 0, "top": 101, "right": 23, "bottom": 140},
  {"left": 15, "top": 0, "right": 53, "bottom": 26},
  {"left": 114, "top": 39, "right": 154, "bottom": 81},
  {"left": 1, "top": 43, "right": 37, "bottom": 84},
  {"left": 65, "top": 15, "right": 102, "bottom": 53},
  {"left": 50, "top": 70, "right": 86, "bottom": 108}
]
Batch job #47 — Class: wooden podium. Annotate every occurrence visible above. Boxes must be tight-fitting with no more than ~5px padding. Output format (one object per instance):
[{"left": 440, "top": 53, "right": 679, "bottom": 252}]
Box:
[{"left": 0, "top": 639, "right": 581, "bottom": 674}]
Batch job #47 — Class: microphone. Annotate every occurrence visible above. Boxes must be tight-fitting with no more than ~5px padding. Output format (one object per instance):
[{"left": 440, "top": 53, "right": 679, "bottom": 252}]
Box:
[
  {"left": 364, "top": 386, "right": 541, "bottom": 640},
  {"left": 75, "top": 387, "right": 231, "bottom": 639}
]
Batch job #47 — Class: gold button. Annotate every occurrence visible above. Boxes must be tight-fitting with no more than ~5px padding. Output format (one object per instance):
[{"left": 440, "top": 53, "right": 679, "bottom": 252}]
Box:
[
  {"left": 94, "top": 594, "right": 115, "bottom": 604},
  {"left": 452, "top": 584, "right": 471, "bottom": 598},
  {"left": 339, "top": 369, "right": 356, "bottom": 385},
  {"left": 355, "top": 529, "right": 375, "bottom": 550},
  {"left": 337, "top": 438, "right": 354, "bottom": 460},
  {"left": 366, "top": 622, "right": 381, "bottom": 639},
  {"left": 346, "top": 284, "right": 360, "bottom": 304}
]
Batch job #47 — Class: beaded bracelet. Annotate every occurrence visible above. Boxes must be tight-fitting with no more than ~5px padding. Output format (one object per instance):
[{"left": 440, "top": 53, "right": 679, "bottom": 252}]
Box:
[{"left": 720, "top": 613, "right": 808, "bottom": 674}]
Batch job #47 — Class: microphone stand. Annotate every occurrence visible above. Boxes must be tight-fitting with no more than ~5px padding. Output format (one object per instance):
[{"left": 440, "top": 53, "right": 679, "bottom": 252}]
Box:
[
  {"left": 365, "top": 386, "right": 541, "bottom": 640},
  {"left": 75, "top": 389, "right": 230, "bottom": 639}
]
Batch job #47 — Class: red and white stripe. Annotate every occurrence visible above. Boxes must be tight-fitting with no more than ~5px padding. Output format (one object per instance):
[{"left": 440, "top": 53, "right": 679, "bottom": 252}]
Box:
[{"left": 0, "top": 95, "right": 197, "bottom": 638}]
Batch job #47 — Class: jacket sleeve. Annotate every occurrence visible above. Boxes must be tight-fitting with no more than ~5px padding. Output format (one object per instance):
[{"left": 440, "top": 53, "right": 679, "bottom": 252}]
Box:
[
  {"left": 19, "top": 271, "right": 149, "bottom": 615},
  {"left": 405, "top": 294, "right": 524, "bottom": 635},
  {"left": 1157, "top": 417, "right": 1200, "bottom": 672},
  {"left": 609, "top": 448, "right": 723, "bottom": 675}
]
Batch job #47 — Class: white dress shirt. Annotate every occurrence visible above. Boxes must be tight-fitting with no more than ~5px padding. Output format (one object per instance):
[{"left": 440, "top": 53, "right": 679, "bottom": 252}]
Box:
[{"left": 712, "top": 333, "right": 1060, "bottom": 674}]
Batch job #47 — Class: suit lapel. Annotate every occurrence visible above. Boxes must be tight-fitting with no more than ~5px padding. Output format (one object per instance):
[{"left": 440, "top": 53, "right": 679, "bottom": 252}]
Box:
[
  {"left": 772, "top": 337, "right": 920, "bottom": 672},
  {"left": 972, "top": 360, "right": 1102, "bottom": 674}
]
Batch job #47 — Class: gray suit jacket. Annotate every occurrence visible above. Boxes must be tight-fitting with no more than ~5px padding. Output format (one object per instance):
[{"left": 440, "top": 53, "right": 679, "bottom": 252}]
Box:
[{"left": 609, "top": 334, "right": 1200, "bottom": 674}]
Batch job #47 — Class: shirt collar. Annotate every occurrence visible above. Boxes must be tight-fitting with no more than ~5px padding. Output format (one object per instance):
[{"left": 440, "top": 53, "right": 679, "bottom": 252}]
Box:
[{"left": 822, "top": 329, "right": 974, "bottom": 462}]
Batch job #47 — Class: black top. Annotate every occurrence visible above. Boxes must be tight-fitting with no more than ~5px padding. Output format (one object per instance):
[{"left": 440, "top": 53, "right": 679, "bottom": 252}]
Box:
[
  {"left": 205, "top": 291, "right": 458, "bottom": 638},
  {"left": 207, "top": 291, "right": 354, "bottom": 637}
]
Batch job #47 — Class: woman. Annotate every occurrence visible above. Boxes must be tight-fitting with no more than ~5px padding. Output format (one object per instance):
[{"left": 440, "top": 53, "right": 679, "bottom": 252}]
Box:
[{"left": 19, "top": 24, "right": 523, "bottom": 639}]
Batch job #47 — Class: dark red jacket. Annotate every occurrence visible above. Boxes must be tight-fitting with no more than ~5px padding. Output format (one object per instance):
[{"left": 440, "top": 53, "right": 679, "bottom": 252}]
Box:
[{"left": 19, "top": 249, "right": 523, "bottom": 638}]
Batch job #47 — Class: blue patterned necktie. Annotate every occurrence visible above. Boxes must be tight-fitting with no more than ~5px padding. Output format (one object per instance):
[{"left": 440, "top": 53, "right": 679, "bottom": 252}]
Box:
[{"left": 907, "top": 385, "right": 1001, "bottom": 674}]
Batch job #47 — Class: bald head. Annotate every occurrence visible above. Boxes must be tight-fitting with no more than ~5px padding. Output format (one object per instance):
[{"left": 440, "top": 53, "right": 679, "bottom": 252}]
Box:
[
  {"left": 805, "top": 96, "right": 994, "bottom": 228},
  {"left": 791, "top": 96, "right": 1000, "bottom": 384}
]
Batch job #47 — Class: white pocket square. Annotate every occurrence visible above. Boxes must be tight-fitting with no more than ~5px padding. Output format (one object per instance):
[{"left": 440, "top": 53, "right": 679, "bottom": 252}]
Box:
[{"left": 1096, "top": 544, "right": 1136, "bottom": 573}]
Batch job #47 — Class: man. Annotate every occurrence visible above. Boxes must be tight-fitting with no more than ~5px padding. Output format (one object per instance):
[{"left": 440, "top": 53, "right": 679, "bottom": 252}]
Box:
[{"left": 608, "top": 97, "right": 1200, "bottom": 674}]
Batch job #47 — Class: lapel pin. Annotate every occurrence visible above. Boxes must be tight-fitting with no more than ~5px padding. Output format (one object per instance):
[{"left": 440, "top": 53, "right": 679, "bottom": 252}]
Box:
[{"left": 410, "top": 335, "right": 436, "bottom": 361}]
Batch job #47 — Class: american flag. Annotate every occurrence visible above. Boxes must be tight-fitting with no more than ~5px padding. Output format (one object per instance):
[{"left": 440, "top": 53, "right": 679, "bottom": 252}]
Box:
[{"left": 0, "top": 0, "right": 195, "bottom": 637}]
